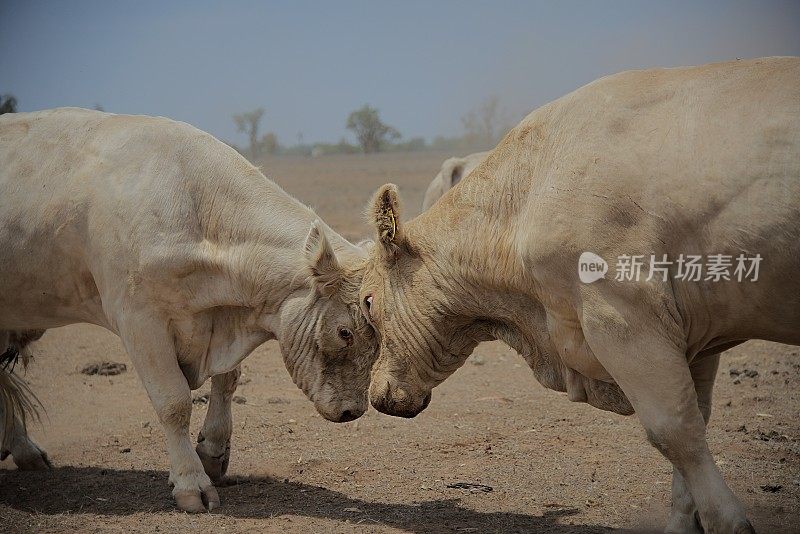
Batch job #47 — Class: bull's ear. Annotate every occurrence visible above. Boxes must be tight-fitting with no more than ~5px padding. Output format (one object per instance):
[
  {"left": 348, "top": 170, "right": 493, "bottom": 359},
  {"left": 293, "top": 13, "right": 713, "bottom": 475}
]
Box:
[
  {"left": 305, "top": 221, "right": 342, "bottom": 297},
  {"left": 369, "top": 183, "right": 407, "bottom": 257}
]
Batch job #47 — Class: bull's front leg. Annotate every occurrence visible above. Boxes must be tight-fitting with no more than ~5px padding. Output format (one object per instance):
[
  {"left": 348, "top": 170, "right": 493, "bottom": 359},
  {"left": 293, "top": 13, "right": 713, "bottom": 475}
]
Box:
[
  {"left": 667, "top": 354, "right": 720, "bottom": 534},
  {"left": 196, "top": 366, "right": 240, "bottom": 482},
  {"left": 119, "top": 312, "right": 219, "bottom": 513}
]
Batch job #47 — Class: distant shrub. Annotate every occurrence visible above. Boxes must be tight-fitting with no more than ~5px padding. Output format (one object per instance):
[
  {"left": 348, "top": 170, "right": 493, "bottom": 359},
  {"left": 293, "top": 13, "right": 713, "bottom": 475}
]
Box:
[
  {"left": 0, "top": 94, "right": 18, "bottom": 114},
  {"left": 311, "top": 137, "right": 360, "bottom": 156},
  {"left": 346, "top": 105, "right": 400, "bottom": 153},
  {"left": 387, "top": 137, "right": 427, "bottom": 152}
]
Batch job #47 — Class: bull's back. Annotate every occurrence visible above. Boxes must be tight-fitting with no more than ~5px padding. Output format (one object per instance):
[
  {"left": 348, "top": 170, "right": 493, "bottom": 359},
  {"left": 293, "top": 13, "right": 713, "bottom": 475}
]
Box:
[
  {"left": 0, "top": 108, "right": 315, "bottom": 330},
  {"left": 0, "top": 109, "right": 211, "bottom": 328},
  {"left": 0, "top": 110, "right": 101, "bottom": 326}
]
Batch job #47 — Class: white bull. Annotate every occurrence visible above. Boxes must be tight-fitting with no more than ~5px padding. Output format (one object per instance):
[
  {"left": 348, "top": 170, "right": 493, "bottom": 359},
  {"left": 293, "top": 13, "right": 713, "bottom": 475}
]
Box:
[{"left": 0, "top": 108, "right": 376, "bottom": 512}]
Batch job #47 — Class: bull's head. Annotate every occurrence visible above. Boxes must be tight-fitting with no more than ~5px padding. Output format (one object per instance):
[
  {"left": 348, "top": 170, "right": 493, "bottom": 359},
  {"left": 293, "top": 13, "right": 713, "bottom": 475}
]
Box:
[
  {"left": 278, "top": 222, "right": 378, "bottom": 423},
  {"left": 360, "top": 184, "right": 490, "bottom": 418}
]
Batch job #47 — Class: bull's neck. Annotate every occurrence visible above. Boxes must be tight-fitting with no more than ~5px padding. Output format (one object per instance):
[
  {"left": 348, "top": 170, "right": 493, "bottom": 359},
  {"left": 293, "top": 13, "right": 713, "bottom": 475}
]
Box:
[
  {"left": 406, "top": 166, "right": 535, "bottom": 326},
  {"left": 196, "top": 169, "right": 352, "bottom": 309}
]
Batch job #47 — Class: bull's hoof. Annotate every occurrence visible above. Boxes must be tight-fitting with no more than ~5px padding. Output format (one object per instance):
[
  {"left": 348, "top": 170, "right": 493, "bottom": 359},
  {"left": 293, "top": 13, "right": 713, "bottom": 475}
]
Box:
[
  {"left": 8, "top": 440, "right": 52, "bottom": 471},
  {"left": 733, "top": 520, "right": 756, "bottom": 534},
  {"left": 665, "top": 510, "right": 703, "bottom": 534},
  {"left": 196, "top": 435, "right": 230, "bottom": 483},
  {"left": 174, "top": 485, "right": 220, "bottom": 513},
  {"left": 667, "top": 511, "right": 756, "bottom": 534}
]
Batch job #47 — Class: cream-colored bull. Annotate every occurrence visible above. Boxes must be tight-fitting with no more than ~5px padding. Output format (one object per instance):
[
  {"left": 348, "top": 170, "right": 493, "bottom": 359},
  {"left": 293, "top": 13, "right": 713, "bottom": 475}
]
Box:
[
  {"left": 0, "top": 108, "right": 376, "bottom": 512},
  {"left": 361, "top": 57, "right": 800, "bottom": 533}
]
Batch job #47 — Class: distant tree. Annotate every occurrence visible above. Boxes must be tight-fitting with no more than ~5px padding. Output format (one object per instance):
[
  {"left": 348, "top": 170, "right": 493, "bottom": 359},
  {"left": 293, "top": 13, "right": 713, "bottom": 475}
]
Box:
[
  {"left": 93, "top": 103, "right": 105, "bottom": 112},
  {"left": 0, "top": 94, "right": 18, "bottom": 115},
  {"left": 461, "top": 95, "right": 503, "bottom": 147},
  {"left": 346, "top": 105, "right": 399, "bottom": 153},
  {"left": 233, "top": 107, "right": 265, "bottom": 159},
  {"left": 259, "top": 132, "right": 279, "bottom": 156}
]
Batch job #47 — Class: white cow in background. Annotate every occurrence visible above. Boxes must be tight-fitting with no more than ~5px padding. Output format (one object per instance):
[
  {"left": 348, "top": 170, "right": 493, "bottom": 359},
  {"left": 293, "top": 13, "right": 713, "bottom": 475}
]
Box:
[{"left": 421, "top": 151, "right": 488, "bottom": 210}]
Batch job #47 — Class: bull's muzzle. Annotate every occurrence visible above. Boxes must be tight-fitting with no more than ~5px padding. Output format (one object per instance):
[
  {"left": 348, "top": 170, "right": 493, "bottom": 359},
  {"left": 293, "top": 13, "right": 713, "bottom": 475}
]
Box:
[
  {"left": 369, "top": 380, "right": 432, "bottom": 418},
  {"left": 315, "top": 400, "right": 367, "bottom": 423}
]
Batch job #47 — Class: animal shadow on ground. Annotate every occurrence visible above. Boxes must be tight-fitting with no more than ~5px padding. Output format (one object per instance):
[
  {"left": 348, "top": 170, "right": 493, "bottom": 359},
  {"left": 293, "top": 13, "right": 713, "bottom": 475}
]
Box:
[{"left": 0, "top": 466, "right": 643, "bottom": 533}]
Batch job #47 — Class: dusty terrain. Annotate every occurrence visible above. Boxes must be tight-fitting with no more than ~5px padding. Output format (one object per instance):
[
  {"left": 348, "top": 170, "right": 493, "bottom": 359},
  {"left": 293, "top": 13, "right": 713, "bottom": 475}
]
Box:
[{"left": 2, "top": 153, "right": 798, "bottom": 533}]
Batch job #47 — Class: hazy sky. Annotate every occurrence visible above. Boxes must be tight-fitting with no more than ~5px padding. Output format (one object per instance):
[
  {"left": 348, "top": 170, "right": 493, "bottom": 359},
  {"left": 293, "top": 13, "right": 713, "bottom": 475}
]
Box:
[{"left": 3, "top": 1, "right": 799, "bottom": 146}]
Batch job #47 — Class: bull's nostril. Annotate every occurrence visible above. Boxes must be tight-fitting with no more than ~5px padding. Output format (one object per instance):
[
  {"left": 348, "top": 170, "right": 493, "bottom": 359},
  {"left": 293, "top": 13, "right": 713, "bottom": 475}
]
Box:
[
  {"left": 394, "top": 386, "right": 411, "bottom": 403},
  {"left": 338, "top": 409, "right": 357, "bottom": 423},
  {"left": 422, "top": 391, "right": 432, "bottom": 410}
]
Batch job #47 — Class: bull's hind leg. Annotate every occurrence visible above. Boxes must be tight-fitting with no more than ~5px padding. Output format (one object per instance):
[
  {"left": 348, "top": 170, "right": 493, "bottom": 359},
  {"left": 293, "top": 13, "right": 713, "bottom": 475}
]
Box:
[
  {"left": 118, "top": 313, "right": 219, "bottom": 513},
  {"left": 580, "top": 290, "right": 753, "bottom": 534},
  {"left": 666, "top": 354, "right": 720, "bottom": 534},
  {"left": 0, "top": 332, "right": 51, "bottom": 470},
  {"left": 196, "top": 366, "right": 240, "bottom": 481}
]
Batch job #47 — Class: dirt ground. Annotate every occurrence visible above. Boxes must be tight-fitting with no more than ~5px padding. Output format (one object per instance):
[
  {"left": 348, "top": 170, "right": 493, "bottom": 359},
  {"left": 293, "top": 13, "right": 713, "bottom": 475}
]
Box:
[{"left": 2, "top": 153, "right": 798, "bottom": 533}]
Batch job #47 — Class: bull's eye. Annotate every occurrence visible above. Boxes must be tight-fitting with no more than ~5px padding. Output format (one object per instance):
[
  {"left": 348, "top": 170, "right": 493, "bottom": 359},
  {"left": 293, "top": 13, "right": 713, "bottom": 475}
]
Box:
[{"left": 338, "top": 327, "right": 353, "bottom": 341}]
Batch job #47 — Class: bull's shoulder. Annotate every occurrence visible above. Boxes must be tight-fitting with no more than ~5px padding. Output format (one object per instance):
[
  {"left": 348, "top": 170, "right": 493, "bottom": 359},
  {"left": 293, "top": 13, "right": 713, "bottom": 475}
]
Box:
[{"left": 508, "top": 58, "right": 800, "bottom": 280}]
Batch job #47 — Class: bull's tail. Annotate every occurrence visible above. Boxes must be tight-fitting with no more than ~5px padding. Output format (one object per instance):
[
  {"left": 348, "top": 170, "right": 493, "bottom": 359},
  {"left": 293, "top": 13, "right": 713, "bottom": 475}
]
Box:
[{"left": 0, "top": 345, "right": 42, "bottom": 451}]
